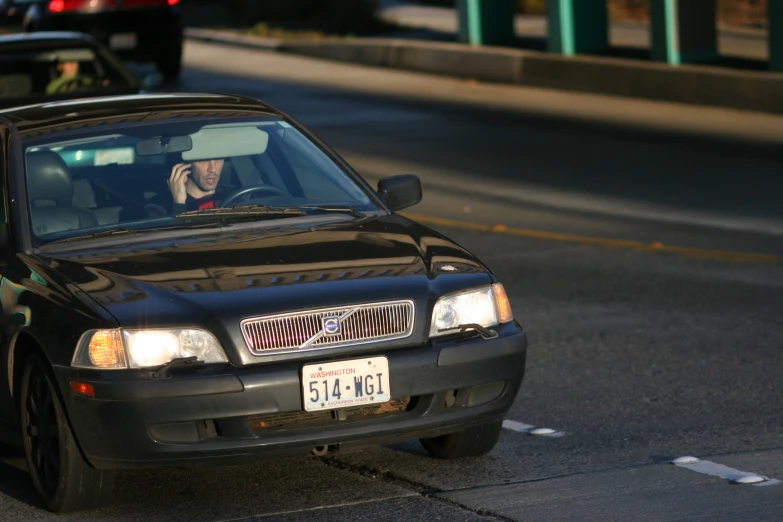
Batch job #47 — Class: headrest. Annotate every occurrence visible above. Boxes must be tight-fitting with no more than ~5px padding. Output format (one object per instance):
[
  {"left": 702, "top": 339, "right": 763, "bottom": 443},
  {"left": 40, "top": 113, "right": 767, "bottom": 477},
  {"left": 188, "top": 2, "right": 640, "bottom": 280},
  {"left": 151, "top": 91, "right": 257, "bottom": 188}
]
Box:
[
  {"left": 26, "top": 151, "right": 73, "bottom": 207},
  {"left": 0, "top": 74, "right": 32, "bottom": 97}
]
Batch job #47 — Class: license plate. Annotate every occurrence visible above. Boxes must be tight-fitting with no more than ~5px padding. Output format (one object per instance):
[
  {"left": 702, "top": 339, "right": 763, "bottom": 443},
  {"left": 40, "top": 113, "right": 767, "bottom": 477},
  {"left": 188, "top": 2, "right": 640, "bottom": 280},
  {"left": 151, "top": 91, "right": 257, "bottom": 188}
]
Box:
[
  {"left": 302, "top": 357, "right": 390, "bottom": 412},
  {"left": 109, "top": 33, "right": 137, "bottom": 50}
]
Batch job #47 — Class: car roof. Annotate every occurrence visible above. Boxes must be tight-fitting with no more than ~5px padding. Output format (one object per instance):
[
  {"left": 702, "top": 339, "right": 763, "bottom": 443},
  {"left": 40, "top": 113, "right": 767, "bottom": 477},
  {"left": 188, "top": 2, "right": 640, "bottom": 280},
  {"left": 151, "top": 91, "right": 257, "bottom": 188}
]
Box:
[
  {"left": 0, "top": 93, "right": 283, "bottom": 134},
  {"left": 0, "top": 31, "right": 97, "bottom": 46}
]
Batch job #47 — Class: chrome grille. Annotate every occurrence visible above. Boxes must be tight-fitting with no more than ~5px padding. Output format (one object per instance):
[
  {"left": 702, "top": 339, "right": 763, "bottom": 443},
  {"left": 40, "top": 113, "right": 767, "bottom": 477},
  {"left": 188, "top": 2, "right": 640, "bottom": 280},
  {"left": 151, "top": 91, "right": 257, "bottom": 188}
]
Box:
[{"left": 241, "top": 300, "right": 415, "bottom": 355}]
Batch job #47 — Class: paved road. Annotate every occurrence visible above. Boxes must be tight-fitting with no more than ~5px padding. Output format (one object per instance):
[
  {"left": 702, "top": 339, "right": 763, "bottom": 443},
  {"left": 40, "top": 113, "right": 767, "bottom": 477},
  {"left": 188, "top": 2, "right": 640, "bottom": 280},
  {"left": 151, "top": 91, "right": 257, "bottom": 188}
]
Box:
[
  {"left": 379, "top": 1, "right": 769, "bottom": 60},
  {"left": 2, "top": 41, "right": 782, "bottom": 520}
]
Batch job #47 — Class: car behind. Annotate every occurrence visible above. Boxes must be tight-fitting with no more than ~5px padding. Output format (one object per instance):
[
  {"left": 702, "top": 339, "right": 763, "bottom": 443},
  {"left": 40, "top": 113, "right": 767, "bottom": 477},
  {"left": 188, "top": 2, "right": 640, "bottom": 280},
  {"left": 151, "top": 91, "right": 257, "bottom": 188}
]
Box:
[
  {"left": 0, "top": 31, "right": 155, "bottom": 109},
  {"left": 8, "top": 0, "right": 183, "bottom": 80}
]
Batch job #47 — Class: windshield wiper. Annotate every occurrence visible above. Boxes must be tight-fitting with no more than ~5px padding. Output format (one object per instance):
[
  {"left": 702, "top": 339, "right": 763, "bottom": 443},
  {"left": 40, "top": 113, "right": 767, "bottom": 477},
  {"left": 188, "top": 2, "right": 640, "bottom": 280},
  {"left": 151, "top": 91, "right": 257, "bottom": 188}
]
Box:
[
  {"left": 175, "top": 205, "right": 307, "bottom": 219},
  {"left": 296, "top": 205, "right": 365, "bottom": 217},
  {"left": 72, "top": 228, "right": 140, "bottom": 239},
  {"left": 41, "top": 228, "right": 143, "bottom": 246},
  {"left": 176, "top": 205, "right": 364, "bottom": 220},
  {"left": 40, "top": 223, "right": 222, "bottom": 247}
]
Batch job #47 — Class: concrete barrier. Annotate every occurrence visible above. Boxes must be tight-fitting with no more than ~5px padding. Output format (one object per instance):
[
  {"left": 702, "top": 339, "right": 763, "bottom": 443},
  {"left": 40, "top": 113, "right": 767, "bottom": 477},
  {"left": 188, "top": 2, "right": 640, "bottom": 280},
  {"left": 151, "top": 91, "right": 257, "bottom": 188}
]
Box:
[{"left": 186, "top": 28, "right": 783, "bottom": 114}]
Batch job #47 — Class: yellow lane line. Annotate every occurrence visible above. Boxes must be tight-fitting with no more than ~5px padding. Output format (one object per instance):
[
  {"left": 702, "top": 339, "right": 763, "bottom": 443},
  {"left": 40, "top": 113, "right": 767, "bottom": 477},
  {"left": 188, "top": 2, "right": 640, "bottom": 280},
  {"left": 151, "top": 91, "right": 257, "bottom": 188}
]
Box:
[{"left": 402, "top": 213, "right": 783, "bottom": 265}]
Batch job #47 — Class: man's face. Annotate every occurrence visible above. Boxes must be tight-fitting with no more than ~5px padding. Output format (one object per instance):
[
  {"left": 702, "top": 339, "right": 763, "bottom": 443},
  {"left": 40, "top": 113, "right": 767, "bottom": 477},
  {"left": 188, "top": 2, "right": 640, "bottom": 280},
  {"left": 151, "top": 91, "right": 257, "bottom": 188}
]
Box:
[
  {"left": 58, "top": 61, "right": 80, "bottom": 78},
  {"left": 190, "top": 159, "right": 224, "bottom": 193}
]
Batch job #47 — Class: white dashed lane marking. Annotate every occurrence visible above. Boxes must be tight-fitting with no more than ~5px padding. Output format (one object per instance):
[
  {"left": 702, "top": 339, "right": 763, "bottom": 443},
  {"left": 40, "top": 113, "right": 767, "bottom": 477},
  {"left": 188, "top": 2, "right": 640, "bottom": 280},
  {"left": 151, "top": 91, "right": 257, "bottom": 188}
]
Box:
[
  {"left": 671, "top": 456, "right": 782, "bottom": 487},
  {"left": 503, "top": 420, "right": 566, "bottom": 437}
]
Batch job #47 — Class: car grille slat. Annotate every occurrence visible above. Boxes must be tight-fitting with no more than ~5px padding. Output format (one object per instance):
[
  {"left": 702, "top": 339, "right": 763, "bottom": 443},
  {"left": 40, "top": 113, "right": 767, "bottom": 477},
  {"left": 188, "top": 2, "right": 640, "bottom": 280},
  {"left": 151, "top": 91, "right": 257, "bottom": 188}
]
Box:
[{"left": 241, "top": 300, "right": 414, "bottom": 355}]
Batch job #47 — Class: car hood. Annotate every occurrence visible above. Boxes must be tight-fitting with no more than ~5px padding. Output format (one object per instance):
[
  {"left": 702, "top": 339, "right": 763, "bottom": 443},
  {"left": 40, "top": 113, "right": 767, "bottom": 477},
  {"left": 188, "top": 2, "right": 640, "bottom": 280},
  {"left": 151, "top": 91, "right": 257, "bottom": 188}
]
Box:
[{"left": 39, "top": 215, "right": 493, "bottom": 365}]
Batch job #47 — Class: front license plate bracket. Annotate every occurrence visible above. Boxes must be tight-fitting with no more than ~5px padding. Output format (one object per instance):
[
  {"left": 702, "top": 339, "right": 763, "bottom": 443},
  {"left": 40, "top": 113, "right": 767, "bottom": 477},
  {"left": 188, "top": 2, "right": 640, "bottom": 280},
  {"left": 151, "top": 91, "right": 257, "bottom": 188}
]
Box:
[{"left": 302, "top": 356, "right": 391, "bottom": 412}]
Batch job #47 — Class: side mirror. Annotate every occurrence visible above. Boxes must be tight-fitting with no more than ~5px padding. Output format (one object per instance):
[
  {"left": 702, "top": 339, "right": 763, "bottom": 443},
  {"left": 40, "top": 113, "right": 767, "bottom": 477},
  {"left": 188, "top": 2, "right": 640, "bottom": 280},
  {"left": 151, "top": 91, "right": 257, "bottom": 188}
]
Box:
[
  {"left": 376, "top": 174, "right": 422, "bottom": 212},
  {"left": 141, "top": 71, "right": 164, "bottom": 89}
]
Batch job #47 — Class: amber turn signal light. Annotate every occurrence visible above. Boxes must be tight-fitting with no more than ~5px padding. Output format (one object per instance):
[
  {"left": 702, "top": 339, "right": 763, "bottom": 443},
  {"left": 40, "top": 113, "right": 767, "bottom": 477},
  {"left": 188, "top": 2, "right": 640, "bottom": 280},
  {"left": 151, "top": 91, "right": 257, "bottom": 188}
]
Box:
[
  {"left": 492, "top": 283, "right": 514, "bottom": 323},
  {"left": 88, "top": 330, "right": 126, "bottom": 368},
  {"left": 69, "top": 381, "right": 95, "bottom": 397}
]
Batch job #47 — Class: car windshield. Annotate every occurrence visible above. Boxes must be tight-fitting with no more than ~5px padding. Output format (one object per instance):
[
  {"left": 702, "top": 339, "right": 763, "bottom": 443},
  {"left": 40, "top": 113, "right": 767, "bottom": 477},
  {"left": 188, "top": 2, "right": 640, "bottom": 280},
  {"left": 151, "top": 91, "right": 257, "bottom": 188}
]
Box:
[
  {"left": 0, "top": 44, "right": 135, "bottom": 102},
  {"left": 22, "top": 116, "right": 378, "bottom": 247}
]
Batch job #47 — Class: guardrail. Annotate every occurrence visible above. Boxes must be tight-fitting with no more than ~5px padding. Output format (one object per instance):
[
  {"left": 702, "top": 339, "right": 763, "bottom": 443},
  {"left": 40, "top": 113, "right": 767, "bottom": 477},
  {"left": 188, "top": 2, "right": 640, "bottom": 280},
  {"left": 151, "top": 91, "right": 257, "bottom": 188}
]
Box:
[{"left": 456, "top": 0, "right": 781, "bottom": 71}]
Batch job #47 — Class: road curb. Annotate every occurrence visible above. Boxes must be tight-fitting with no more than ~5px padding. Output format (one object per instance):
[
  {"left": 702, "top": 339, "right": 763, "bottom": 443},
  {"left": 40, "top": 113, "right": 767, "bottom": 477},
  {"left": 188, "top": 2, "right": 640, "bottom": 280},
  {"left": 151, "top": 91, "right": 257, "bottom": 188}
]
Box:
[
  {"left": 185, "top": 28, "right": 783, "bottom": 115},
  {"left": 185, "top": 28, "right": 283, "bottom": 51}
]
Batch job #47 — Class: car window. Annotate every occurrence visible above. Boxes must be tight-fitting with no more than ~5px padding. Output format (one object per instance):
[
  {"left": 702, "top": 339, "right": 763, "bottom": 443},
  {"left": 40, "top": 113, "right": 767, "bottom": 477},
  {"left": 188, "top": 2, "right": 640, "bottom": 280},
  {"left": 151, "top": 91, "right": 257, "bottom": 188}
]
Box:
[
  {"left": 22, "top": 117, "right": 378, "bottom": 246},
  {"left": 0, "top": 45, "right": 133, "bottom": 101},
  {"left": 273, "top": 124, "right": 366, "bottom": 202}
]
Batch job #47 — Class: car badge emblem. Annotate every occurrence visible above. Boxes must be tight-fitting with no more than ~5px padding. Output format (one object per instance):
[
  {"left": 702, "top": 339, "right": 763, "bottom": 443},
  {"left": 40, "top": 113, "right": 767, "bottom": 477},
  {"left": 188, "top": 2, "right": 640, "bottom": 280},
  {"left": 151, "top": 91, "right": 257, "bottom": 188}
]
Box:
[{"left": 322, "top": 316, "right": 342, "bottom": 336}]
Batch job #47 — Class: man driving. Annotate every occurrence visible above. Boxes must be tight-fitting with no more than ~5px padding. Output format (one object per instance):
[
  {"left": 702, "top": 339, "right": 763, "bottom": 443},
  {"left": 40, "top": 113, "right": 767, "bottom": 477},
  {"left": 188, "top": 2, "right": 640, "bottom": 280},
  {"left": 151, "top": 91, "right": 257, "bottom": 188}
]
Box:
[
  {"left": 46, "top": 60, "right": 95, "bottom": 94},
  {"left": 168, "top": 159, "right": 227, "bottom": 214}
]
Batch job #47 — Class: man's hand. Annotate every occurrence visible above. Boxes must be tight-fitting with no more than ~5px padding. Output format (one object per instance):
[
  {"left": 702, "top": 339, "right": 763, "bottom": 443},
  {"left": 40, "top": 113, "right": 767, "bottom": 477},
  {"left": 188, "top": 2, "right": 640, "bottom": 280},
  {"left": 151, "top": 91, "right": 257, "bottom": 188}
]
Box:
[{"left": 168, "top": 163, "right": 191, "bottom": 205}]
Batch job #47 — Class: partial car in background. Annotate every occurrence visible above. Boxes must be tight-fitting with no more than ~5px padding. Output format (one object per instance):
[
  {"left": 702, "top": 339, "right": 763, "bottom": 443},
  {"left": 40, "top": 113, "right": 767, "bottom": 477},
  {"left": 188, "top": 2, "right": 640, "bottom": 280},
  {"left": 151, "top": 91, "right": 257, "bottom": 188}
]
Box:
[
  {"left": 0, "top": 31, "right": 160, "bottom": 109},
  {"left": 0, "top": 0, "right": 26, "bottom": 26},
  {"left": 6, "top": 0, "right": 183, "bottom": 81}
]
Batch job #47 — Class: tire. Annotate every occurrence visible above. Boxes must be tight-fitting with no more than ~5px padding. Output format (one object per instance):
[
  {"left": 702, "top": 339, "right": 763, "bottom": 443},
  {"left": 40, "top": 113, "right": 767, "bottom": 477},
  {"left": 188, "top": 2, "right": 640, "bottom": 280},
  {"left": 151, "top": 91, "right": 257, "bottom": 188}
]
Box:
[
  {"left": 156, "top": 39, "right": 183, "bottom": 82},
  {"left": 21, "top": 354, "right": 115, "bottom": 512},
  {"left": 420, "top": 420, "right": 503, "bottom": 459}
]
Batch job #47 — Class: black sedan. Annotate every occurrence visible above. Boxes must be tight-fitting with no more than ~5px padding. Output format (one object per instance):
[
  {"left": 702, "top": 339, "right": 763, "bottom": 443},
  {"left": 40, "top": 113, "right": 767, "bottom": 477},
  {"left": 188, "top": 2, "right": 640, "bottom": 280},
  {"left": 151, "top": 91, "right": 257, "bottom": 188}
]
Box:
[
  {"left": 0, "top": 93, "right": 528, "bottom": 512},
  {"left": 5, "top": 0, "right": 183, "bottom": 80},
  {"left": 0, "top": 31, "right": 155, "bottom": 109}
]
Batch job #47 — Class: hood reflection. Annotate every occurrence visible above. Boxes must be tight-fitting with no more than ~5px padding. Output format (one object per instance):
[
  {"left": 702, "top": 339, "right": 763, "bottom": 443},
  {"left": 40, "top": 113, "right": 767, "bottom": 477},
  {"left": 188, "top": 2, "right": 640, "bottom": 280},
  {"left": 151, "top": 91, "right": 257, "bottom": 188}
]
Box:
[{"left": 43, "top": 217, "right": 487, "bottom": 311}]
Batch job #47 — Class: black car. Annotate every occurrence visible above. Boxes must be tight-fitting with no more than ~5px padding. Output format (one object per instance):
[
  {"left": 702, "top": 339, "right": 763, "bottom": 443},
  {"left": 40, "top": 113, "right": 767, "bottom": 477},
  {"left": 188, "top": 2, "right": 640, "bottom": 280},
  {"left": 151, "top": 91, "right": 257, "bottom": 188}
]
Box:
[
  {"left": 0, "top": 0, "right": 20, "bottom": 25},
  {"left": 0, "top": 0, "right": 26, "bottom": 25},
  {"left": 7, "top": 0, "right": 182, "bottom": 81},
  {"left": 0, "top": 93, "right": 528, "bottom": 512},
  {"left": 0, "top": 31, "right": 159, "bottom": 109}
]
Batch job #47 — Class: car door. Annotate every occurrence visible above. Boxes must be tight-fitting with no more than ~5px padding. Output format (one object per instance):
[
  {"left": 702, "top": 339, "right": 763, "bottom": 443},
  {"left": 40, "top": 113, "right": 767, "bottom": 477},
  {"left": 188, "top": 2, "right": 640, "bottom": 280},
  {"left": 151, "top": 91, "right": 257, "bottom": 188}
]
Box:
[
  {"left": 0, "top": 123, "right": 19, "bottom": 433},
  {"left": 0, "top": 122, "right": 33, "bottom": 438}
]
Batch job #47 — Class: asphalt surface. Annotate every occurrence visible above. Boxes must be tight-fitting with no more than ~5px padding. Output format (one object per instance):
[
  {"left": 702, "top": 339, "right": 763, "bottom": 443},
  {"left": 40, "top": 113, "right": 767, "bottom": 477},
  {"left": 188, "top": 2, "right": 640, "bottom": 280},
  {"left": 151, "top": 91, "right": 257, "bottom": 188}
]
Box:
[{"left": 2, "top": 40, "right": 782, "bottom": 520}]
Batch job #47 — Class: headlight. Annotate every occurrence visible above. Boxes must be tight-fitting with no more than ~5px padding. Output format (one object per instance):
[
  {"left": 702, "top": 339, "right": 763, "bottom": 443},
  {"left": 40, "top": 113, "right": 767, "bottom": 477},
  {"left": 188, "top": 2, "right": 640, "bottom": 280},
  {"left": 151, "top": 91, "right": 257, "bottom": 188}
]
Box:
[
  {"left": 429, "top": 283, "right": 513, "bottom": 337},
  {"left": 72, "top": 328, "right": 228, "bottom": 369}
]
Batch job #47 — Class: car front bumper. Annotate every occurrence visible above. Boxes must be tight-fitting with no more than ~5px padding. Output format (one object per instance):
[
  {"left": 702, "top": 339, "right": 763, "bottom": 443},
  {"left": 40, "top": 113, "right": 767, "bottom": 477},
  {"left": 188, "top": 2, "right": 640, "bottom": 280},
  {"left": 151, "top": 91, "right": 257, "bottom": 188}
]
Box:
[{"left": 53, "top": 327, "right": 527, "bottom": 469}]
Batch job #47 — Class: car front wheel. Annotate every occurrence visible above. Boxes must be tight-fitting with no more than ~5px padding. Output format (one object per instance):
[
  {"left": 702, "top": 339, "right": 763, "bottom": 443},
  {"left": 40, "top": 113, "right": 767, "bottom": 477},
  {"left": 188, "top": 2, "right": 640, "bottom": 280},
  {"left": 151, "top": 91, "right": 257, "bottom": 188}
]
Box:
[
  {"left": 420, "top": 420, "right": 503, "bottom": 459},
  {"left": 21, "top": 354, "right": 115, "bottom": 512}
]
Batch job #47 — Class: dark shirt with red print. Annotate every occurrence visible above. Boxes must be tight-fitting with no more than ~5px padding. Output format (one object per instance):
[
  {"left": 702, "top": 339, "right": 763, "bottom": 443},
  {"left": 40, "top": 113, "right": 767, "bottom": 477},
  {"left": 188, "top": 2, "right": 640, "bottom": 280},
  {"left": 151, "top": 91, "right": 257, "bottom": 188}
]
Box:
[
  {"left": 171, "top": 194, "right": 216, "bottom": 215},
  {"left": 168, "top": 184, "right": 233, "bottom": 215}
]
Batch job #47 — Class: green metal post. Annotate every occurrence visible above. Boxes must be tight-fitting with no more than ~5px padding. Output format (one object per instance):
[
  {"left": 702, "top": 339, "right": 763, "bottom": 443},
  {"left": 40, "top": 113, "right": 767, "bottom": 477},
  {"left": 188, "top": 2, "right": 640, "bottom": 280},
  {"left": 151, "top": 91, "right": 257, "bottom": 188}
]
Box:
[
  {"left": 650, "top": 0, "right": 718, "bottom": 65},
  {"left": 547, "top": 0, "right": 608, "bottom": 56},
  {"left": 770, "top": 0, "right": 783, "bottom": 71},
  {"left": 457, "top": 0, "right": 515, "bottom": 47}
]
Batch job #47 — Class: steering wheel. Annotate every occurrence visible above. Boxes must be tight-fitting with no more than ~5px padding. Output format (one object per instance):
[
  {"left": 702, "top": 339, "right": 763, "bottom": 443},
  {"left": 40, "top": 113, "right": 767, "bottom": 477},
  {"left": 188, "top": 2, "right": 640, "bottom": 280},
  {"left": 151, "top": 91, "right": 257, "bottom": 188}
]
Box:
[
  {"left": 144, "top": 203, "right": 168, "bottom": 218},
  {"left": 220, "top": 185, "right": 289, "bottom": 208}
]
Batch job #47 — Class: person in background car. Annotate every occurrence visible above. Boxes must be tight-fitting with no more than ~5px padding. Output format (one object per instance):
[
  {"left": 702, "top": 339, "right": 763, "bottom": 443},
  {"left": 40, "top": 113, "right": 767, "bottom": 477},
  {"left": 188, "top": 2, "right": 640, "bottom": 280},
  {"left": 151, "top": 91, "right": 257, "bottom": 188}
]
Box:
[{"left": 46, "top": 60, "right": 95, "bottom": 94}]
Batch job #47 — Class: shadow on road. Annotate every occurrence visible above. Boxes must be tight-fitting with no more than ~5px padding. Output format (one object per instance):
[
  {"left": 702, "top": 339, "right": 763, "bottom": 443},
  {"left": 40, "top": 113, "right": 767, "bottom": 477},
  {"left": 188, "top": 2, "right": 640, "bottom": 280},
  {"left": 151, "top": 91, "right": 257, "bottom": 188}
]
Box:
[{"left": 0, "top": 444, "right": 44, "bottom": 510}]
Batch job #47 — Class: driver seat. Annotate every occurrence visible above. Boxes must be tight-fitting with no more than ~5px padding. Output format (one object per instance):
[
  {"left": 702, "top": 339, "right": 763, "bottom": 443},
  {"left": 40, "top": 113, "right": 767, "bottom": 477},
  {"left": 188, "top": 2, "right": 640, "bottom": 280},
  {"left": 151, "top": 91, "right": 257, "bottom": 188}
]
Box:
[{"left": 27, "top": 151, "right": 98, "bottom": 236}]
